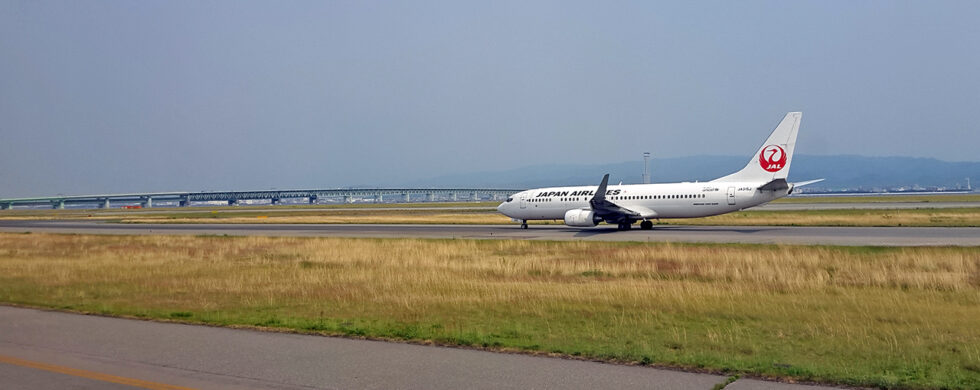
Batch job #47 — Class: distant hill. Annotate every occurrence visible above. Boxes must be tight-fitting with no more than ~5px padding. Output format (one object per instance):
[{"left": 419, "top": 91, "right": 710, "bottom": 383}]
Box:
[{"left": 403, "top": 155, "right": 980, "bottom": 191}]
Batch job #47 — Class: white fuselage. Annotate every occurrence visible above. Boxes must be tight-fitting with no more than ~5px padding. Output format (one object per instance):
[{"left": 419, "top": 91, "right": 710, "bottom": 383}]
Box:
[
  {"left": 496, "top": 112, "right": 808, "bottom": 227},
  {"left": 497, "top": 181, "right": 788, "bottom": 221}
]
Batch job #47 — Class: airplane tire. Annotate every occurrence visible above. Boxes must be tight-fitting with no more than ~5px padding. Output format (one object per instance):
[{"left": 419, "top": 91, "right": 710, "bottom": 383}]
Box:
[
  {"left": 640, "top": 220, "right": 653, "bottom": 230},
  {"left": 521, "top": 222, "right": 528, "bottom": 229}
]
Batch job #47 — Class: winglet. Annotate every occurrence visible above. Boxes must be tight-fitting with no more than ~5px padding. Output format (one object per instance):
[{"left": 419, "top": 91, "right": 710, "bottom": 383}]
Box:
[{"left": 591, "top": 174, "right": 610, "bottom": 204}]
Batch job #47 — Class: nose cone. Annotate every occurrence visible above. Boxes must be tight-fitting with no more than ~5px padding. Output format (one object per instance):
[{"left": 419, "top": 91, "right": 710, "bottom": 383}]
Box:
[
  {"left": 497, "top": 198, "right": 517, "bottom": 218},
  {"left": 496, "top": 201, "right": 508, "bottom": 216}
]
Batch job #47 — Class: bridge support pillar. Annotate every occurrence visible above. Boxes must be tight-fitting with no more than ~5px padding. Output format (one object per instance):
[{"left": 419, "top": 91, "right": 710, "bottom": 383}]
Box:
[
  {"left": 404, "top": 193, "right": 411, "bottom": 203},
  {"left": 53, "top": 200, "right": 65, "bottom": 210},
  {"left": 472, "top": 192, "right": 479, "bottom": 201},
  {"left": 228, "top": 199, "right": 238, "bottom": 206},
  {"left": 308, "top": 195, "right": 318, "bottom": 205},
  {"left": 426, "top": 193, "right": 435, "bottom": 202},
  {"left": 376, "top": 194, "right": 383, "bottom": 203},
  {"left": 179, "top": 197, "right": 189, "bottom": 207},
  {"left": 142, "top": 197, "right": 153, "bottom": 208},
  {"left": 451, "top": 193, "right": 457, "bottom": 201},
  {"left": 343, "top": 195, "right": 352, "bottom": 203},
  {"left": 1, "top": 203, "right": 10, "bottom": 210},
  {"left": 271, "top": 198, "right": 280, "bottom": 206},
  {"left": 101, "top": 199, "right": 110, "bottom": 209}
]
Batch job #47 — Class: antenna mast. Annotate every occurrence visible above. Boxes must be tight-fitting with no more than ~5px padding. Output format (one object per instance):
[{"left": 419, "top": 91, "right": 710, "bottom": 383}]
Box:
[{"left": 642, "top": 152, "right": 651, "bottom": 184}]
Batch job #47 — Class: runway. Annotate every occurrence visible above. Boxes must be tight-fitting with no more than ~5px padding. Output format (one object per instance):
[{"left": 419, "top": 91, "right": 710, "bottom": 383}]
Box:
[
  {"left": 0, "top": 306, "right": 834, "bottom": 389},
  {"left": 1, "top": 220, "right": 978, "bottom": 246}
]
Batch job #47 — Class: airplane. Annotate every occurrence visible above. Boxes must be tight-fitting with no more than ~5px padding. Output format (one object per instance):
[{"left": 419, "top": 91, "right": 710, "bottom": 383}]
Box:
[{"left": 496, "top": 112, "right": 823, "bottom": 230}]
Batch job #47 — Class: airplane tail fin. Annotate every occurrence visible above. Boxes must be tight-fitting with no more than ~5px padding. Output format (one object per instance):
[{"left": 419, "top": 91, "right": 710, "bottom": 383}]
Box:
[{"left": 713, "top": 112, "right": 802, "bottom": 183}]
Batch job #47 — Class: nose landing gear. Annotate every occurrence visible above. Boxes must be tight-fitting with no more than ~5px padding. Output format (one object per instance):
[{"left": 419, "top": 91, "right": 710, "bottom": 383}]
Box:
[{"left": 520, "top": 220, "right": 528, "bottom": 229}]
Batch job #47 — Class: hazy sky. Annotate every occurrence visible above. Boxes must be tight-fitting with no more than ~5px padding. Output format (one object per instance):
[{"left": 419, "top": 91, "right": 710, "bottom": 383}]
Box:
[{"left": 2, "top": 1, "right": 978, "bottom": 196}]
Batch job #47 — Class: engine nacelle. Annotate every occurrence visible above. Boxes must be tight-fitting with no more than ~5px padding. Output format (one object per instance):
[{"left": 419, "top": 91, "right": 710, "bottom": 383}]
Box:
[{"left": 564, "top": 209, "right": 601, "bottom": 227}]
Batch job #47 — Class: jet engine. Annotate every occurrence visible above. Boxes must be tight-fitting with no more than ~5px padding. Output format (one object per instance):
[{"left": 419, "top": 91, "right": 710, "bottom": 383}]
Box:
[{"left": 564, "top": 209, "right": 601, "bottom": 227}]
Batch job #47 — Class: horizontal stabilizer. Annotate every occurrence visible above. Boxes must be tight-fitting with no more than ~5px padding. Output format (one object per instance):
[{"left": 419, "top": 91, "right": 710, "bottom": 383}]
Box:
[
  {"left": 758, "top": 179, "right": 789, "bottom": 191},
  {"left": 792, "top": 178, "right": 825, "bottom": 187}
]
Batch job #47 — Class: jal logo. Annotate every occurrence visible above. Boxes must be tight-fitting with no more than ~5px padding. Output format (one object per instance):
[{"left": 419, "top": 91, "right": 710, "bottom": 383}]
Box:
[{"left": 758, "top": 145, "right": 786, "bottom": 172}]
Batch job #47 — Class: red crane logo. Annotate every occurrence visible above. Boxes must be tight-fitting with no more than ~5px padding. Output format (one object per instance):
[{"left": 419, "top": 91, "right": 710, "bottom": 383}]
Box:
[{"left": 759, "top": 145, "right": 787, "bottom": 172}]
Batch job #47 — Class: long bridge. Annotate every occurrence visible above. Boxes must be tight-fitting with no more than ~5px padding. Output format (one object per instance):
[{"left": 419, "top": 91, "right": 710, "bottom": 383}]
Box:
[{"left": 0, "top": 188, "right": 522, "bottom": 210}]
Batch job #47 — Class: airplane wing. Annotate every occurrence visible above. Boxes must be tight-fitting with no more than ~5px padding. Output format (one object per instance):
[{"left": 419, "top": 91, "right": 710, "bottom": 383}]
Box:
[{"left": 589, "top": 174, "right": 644, "bottom": 221}]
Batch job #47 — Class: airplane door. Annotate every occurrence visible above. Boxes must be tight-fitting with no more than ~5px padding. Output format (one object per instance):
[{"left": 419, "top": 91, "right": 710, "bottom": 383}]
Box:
[
  {"left": 520, "top": 197, "right": 526, "bottom": 209},
  {"left": 727, "top": 187, "right": 736, "bottom": 205}
]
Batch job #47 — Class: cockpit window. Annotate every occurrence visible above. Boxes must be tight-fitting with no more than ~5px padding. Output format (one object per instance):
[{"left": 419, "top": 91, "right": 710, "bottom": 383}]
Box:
[{"left": 505, "top": 197, "right": 513, "bottom": 202}]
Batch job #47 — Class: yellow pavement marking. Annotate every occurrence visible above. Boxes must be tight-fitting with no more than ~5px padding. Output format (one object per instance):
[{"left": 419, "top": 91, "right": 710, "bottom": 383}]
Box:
[{"left": 0, "top": 354, "right": 196, "bottom": 390}]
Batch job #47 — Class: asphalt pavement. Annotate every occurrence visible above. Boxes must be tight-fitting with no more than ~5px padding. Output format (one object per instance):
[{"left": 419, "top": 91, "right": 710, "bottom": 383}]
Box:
[
  {"left": 0, "top": 306, "right": 839, "bottom": 389},
  {"left": 1, "top": 220, "right": 977, "bottom": 246}
]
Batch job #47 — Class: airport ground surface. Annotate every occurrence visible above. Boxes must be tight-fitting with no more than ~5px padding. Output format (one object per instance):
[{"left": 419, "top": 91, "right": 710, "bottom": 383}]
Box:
[
  {"left": 2, "top": 195, "right": 976, "bottom": 389},
  {"left": 0, "top": 306, "right": 837, "bottom": 390},
  {"left": 4, "top": 195, "right": 979, "bottom": 229},
  {"left": 2, "top": 220, "right": 978, "bottom": 246}
]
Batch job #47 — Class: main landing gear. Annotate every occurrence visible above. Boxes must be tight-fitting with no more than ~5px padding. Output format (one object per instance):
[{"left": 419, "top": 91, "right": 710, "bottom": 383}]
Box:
[
  {"left": 520, "top": 220, "right": 528, "bottom": 229},
  {"left": 618, "top": 220, "right": 655, "bottom": 230}
]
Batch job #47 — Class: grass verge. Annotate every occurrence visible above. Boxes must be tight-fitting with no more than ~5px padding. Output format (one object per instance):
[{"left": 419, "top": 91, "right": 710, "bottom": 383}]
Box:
[
  {"left": 773, "top": 194, "right": 980, "bottom": 204},
  {"left": 658, "top": 207, "right": 980, "bottom": 227},
  {"left": 0, "top": 233, "right": 977, "bottom": 389}
]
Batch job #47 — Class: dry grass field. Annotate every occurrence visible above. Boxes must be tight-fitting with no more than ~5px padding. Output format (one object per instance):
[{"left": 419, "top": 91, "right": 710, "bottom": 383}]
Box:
[
  {"left": 1, "top": 233, "right": 978, "bottom": 389},
  {"left": 120, "top": 211, "right": 514, "bottom": 225},
  {"left": 660, "top": 208, "right": 980, "bottom": 227}
]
